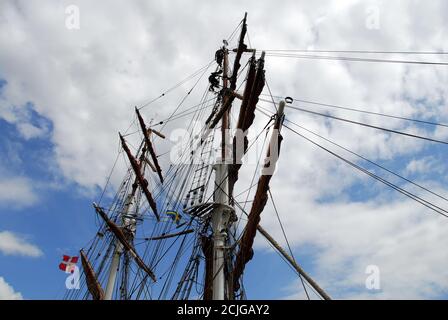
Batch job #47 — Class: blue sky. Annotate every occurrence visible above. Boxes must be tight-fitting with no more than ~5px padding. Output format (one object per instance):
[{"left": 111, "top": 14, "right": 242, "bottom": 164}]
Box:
[
  {"left": 1, "top": 0, "right": 448, "bottom": 300},
  {"left": 0, "top": 105, "right": 97, "bottom": 298}
]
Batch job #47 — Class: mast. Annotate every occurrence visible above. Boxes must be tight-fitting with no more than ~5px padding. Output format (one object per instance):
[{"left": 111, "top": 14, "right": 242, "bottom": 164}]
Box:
[
  {"left": 104, "top": 137, "right": 158, "bottom": 299},
  {"left": 103, "top": 146, "right": 143, "bottom": 300},
  {"left": 211, "top": 40, "right": 231, "bottom": 301},
  {"left": 73, "top": 14, "right": 333, "bottom": 302},
  {"left": 103, "top": 193, "right": 134, "bottom": 300},
  {"left": 209, "top": 12, "right": 248, "bottom": 300},
  {"left": 105, "top": 241, "right": 122, "bottom": 299}
]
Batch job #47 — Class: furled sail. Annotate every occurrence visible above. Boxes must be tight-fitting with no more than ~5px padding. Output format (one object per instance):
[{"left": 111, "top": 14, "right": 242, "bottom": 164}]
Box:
[
  {"left": 80, "top": 249, "right": 104, "bottom": 300},
  {"left": 135, "top": 108, "right": 164, "bottom": 184},
  {"left": 119, "top": 133, "right": 160, "bottom": 221},
  {"left": 232, "top": 101, "right": 285, "bottom": 292}
]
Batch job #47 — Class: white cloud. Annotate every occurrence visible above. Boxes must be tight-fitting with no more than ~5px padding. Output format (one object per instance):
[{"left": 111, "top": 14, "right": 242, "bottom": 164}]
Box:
[
  {"left": 0, "top": 0, "right": 446, "bottom": 188},
  {"left": 0, "top": 176, "right": 38, "bottom": 209},
  {"left": 255, "top": 164, "right": 448, "bottom": 299},
  {"left": 16, "top": 122, "right": 48, "bottom": 140},
  {"left": 405, "top": 156, "right": 444, "bottom": 175},
  {"left": 0, "top": 231, "right": 43, "bottom": 257},
  {"left": 0, "top": 277, "right": 23, "bottom": 300}
]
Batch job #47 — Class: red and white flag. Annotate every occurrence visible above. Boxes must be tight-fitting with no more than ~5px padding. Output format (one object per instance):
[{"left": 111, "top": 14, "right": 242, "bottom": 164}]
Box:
[{"left": 59, "top": 255, "right": 79, "bottom": 273}]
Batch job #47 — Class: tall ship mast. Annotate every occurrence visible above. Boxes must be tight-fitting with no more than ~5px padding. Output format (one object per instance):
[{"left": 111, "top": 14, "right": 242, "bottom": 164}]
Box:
[{"left": 64, "top": 13, "right": 330, "bottom": 301}]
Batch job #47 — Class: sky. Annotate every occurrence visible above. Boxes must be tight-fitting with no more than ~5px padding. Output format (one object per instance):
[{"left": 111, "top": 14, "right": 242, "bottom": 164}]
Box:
[{"left": 0, "top": 0, "right": 448, "bottom": 300}]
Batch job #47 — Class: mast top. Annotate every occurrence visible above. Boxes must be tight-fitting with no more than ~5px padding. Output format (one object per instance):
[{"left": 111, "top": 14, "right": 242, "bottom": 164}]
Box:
[{"left": 278, "top": 100, "right": 285, "bottom": 117}]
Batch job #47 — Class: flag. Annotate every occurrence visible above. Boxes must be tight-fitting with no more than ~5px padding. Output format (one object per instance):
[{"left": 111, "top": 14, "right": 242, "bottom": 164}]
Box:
[
  {"left": 166, "top": 210, "right": 182, "bottom": 225},
  {"left": 59, "top": 255, "right": 79, "bottom": 273}
]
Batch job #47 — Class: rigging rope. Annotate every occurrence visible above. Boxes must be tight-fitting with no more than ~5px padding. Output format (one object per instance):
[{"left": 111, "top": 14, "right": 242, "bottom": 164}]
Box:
[
  {"left": 255, "top": 105, "right": 448, "bottom": 219},
  {"left": 261, "top": 49, "right": 448, "bottom": 55},
  {"left": 263, "top": 52, "right": 448, "bottom": 66},
  {"left": 268, "top": 189, "right": 310, "bottom": 300},
  {"left": 285, "top": 120, "right": 448, "bottom": 204},
  {"left": 138, "top": 61, "right": 214, "bottom": 110},
  {"left": 211, "top": 163, "right": 329, "bottom": 300},
  {"left": 287, "top": 105, "right": 448, "bottom": 145},
  {"left": 283, "top": 123, "right": 448, "bottom": 219},
  {"left": 260, "top": 96, "right": 448, "bottom": 128}
]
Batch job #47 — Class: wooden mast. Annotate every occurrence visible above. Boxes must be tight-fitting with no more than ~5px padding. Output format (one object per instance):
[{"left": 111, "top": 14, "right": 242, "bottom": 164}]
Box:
[
  {"left": 207, "top": 13, "right": 249, "bottom": 301},
  {"left": 207, "top": 12, "right": 248, "bottom": 133},
  {"left": 221, "top": 42, "right": 230, "bottom": 160}
]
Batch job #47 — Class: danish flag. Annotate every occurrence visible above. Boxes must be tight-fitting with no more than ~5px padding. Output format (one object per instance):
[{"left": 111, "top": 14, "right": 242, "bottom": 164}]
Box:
[{"left": 59, "top": 255, "right": 79, "bottom": 273}]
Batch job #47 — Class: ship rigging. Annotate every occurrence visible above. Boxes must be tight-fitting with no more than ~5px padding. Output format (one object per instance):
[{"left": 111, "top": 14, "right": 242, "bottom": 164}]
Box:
[{"left": 64, "top": 12, "right": 448, "bottom": 301}]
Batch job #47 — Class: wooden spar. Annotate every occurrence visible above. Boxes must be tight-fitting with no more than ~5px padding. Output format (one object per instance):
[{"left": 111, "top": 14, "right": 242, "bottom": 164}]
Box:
[
  {"left": 119, "top": 133, "right": 160, "bottom": 221},
  {"left": 204, "top": 92, "right": 240, "bottom": 126},
  {"left": 147, "top": 128, "right": 166, "bottom": 139},
  {"left": 208, "top": 94, "right": 235, "bottom": 130},
  {"left": 232, "top": 91, "right": 244, "bottom": 100},
  {"left": 256, "top": 225, "right": 332, "bottom": 300},
  {"left": 135, "top": 107, "right": 164, "bottom": 184},
  {"left": 208, "top": 14, "right": 248, "bottom": 133},
  {"left": 93, "top": 203, "right": 157, "bottom": 282},
  {"left": 203, "top": 72, "right": 252, "bottom": 145},
  {"left": 144, "top": 157, "right": 157, "bottom": 173},
  {"left": 232, "top": 100, "right": 285, "bottom": 292},
  {"left": 80, "top": 249, "right": 104, "bottom": 300},
  {"left": 146, "top": 229, "right": 194, "bottom": 240},
  {"left": 199, "top": 81, "right": 250, "bottom": 148},
  {"left": 199, "top": 90, "right": 243, "bottom": 149},
  {"left": 205, "top": 105, "right": 218, "bottom": 125},
  {"left": 221, "top": 42, "right": 230, "bottom": 160},
  {"left": 229, "top": 12, "right": 247, "bottom": 91}
]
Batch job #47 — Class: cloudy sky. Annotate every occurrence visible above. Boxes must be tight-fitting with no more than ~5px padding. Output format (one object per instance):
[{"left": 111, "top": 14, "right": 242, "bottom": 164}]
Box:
[{"left": 1, "top": 0, "right": 448, "bottom": 299}]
